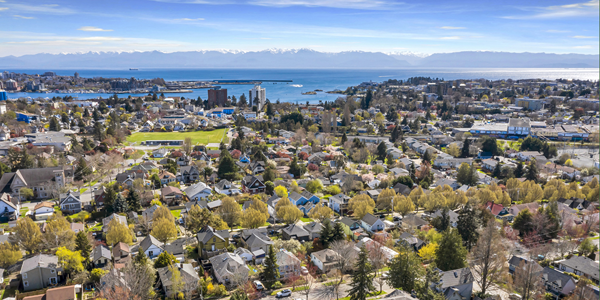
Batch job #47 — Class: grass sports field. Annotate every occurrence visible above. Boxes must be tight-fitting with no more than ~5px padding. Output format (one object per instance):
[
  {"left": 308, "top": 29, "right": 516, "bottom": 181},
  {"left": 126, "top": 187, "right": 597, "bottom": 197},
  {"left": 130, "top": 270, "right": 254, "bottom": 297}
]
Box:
[{"left": 126, "top": 128, "right": 228, "bottom": 145}]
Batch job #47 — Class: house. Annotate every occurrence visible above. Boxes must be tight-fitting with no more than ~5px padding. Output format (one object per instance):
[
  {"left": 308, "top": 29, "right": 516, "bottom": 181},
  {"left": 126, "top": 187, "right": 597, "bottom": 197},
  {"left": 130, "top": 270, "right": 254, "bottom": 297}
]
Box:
[
  {"left": 328, "top": 193, "right": 350, "bottom": 213},
  {"left": 158, "top": 171, "right": 177, "bottom": 185},
  {"left": 389, "top": 167, "right": 409, "bottom": 177},
  {"left": 115, "top": 170, "right": 147, "bottom": 187},
  {"left": 197, "top": 226, "right": 229, "bottom": 258},
  {"left": 90, "top": 245, "right": 111, "bottom": 268},
  {"left": 303, "top": 222, "right": 323, "bottom": 240},
  {"left": 94, "top": 187, "right": 107, "bottom": 210},
  {"left": 357, "top": 237, "right": 398, "bottom": 262},
  {"left": 184, "top": 182, "right": 212, "bottom": 201},
  {"left": 209, "top": 252, "right": 249, "bottom": 286},
  {"left": 485, "top": 202, "right": 511, "bottom": 221},
  {"left": 431, "top": 209, "right": 459, "bottom": 228},
  {"left": 0, "top": 193, "right": 18, "bottom": 221},
  {"left": 20, "top": 254, "right": 62, "bottom": 292},
  {"left": 248, "top": 161, "right": 266, "bottom": 175},
  {"left": 557, "top": 256, "right": 599, "bottom": 284},
  {"left": 139, "top": 234, "right": 164, "bottom": 259},
  {"left": 234, "top": 247, "right": 254, "bottom": 263},
  {"left": 508, "top": 256, "right": 535, "bottom": 274},
  {"left": 338, "top": 216, "right": 361, "bottom": 231},
  {"left": 59, "top": 191, "right": 82, "bottom": 214},
  {"left": 383, "top": 289, "right": 414, "bottom": 300},
  {"left": 310, "top": 249, "right": 341, "bottom": 273},
  {"left": 178, "top": 165, "right": 200, "bottom": 183},
  {"left": 430, "top": 178, "right": 460, "bottom": 190},
  {"left": 112, "top": 242, "right": 131, "bottom": 265},
  {"left": 152, "top": 148, "right": 169, "bottom": 158},
  {"left": 401, "top": 214, "right": 428, "bottom": 230},
  {"left": 361, "top": 213, "right": 385, "bottom": 233},
  {"left": 393, "top": 183, "right": 411, "bottom": 195},
  {"left": 22, "top": 285, "right": 76, "bottom": 300},
  {"left": 508, "top": 202, "right": 539, "bottom": 217},
  {"left": 164, "top": 238, "right": 188, "bottom": 262},
  {"left": 142, "top": 204, "right": 161, "bottom": 222},
  {"left": 274, "top": 249, "right": 301, "bottom": 278},
  {"left": 436, "top": 268, "right": 474, "bottom": 300},
  {"left": 241, "top": 175, "right": 266, "bottom": 194},
  {"left": 70, "top": 222, "right": 84, "bottom": 233},
  {"left": 34, "top": 201, "right": 55, "bottom": 221},
  {"left": 0, "top": 166, "right": 73, "bottom": 201},
  {"left": 102, "top": 213, "right": 127, "bottom": 233},
  {"left": 542, "top": 267, "right": 577, "bottom": 297},
  {"left": 214, "top": 179, "right": 241, "bottom": 195},
  {"left": 481, "top": 159, "right": 499, "bottom": 171},
  {"left": 176, "top": 155, "right": 192, "bottom": 167},
  {"left": 282, "top": 223, "right": 310, "bottom": 242},
  {"left": 157, "top": 263, "right": 199, "bottom": 298},
  {"left": 161, "top": 186, "right": 183, "bottom": 205},
  {"left": 241, "top": 228, "right": 273, "bottom": 254},
  {"left": 398, "top": 232, "right": 425, "bottom": 252}
]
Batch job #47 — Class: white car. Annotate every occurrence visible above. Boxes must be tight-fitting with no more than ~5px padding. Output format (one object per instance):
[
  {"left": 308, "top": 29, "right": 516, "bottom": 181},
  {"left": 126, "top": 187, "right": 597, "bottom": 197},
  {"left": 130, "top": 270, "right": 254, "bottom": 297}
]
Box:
[
  {"left": 276, "top": 289, "right": 292, "bottom": 298},
  {"left": 253, "top": 281, "right": 264, "bottom": 290},
  {"left": 300, "top": 266, "right": 308, "bottom": 275}
]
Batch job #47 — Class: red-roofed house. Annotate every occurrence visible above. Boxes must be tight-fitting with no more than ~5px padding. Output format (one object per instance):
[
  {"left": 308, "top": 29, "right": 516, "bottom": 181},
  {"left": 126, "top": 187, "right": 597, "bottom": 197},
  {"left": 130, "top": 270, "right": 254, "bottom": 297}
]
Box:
[{"left": 485, "top": 201, "right": 512, "bottom": 221}]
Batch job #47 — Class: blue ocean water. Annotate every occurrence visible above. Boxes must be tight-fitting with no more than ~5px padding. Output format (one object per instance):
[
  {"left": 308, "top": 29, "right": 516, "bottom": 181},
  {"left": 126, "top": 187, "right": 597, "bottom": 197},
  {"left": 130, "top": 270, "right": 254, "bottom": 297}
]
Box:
[{"left": 7, "top": 68, "right": 599, "bottom": 103}]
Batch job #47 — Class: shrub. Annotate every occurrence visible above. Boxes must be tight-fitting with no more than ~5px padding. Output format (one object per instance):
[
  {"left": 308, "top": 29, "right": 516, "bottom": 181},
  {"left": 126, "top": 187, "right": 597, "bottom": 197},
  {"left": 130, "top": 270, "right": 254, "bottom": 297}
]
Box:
[{"left": 272, "top": 281, "right": 283, "bottom": 289}]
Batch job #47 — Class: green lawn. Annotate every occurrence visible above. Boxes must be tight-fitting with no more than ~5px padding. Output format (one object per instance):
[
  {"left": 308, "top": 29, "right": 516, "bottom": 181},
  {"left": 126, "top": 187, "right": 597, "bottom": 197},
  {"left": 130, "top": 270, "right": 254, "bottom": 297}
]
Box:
[
  {"left": 126, "top": 128, "right": 229, "bottom": 145},
  {"left": 20, "top": 208, "right": 29, "bottom": 218},
  {"left": 88, "top": 223, "right": 103, "bottom": 232},
  {"left": 300, "top": 217, "right": 313, "bottom": 223},
  {"left": 339, "top": 291, "right": 386, "bottom": 300},
  {"left": 171, "top": 209, "right": 182, "bottom": 218},
  {"left": 80, "top": 188, "right": 88, "bottom": 193}
]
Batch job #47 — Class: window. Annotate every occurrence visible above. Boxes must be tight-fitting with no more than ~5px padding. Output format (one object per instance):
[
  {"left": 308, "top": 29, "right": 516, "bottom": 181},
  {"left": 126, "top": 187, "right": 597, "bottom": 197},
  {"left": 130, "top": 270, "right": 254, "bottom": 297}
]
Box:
[
  {"left": 51, "top": 269, "right": 55, "bottom": 274},
  {"left": 23, "top": 273, "right": 28, "bottom": 279},
  {"left": 24, "top": 281, "right": 29, "bottom": 287}
]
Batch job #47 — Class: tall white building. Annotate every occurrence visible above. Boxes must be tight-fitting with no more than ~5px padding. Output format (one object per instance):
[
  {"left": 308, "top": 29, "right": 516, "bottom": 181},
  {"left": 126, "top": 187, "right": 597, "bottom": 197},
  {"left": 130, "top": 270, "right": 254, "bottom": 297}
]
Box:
[{"left": 249, "top": 85, "right": 266, "bottom": 110}]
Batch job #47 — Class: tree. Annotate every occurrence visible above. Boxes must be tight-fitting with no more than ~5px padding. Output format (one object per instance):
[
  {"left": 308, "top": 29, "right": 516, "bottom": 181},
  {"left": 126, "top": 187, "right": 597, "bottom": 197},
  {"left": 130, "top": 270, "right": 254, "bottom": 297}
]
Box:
[
  {"left": 217, "top": 151, "right": 238, "bottom": 180},
  {"left": 514, "top": 257, "right": 544, "bottom": 300},
  {"left": 469, "top": 220, "right": 507, "bottom": 296},
  {"left": 126, "top": 189, "right": 142, "bottom": 212},
  {"left": 0, "top": 241, "right": 22, "bottom": 268},
  {"left": 152, "top": 205, "right": 175, "bottom": 223},
  {"left": 569, "top": 277, "right": 596, "bottom": 300},
  {"left": 376, "top": 142, "right": 387, "bottom": 161},
  {"left": 74, "top": 157, "right": 92, "bottom": 181},
  {"left": 515, "top": 162, "right": 525, "bottom": 178},
  {"left": 376, "top": 188, "right": 395, "bottom": 213},
  {"left": 113, "top": 193, "right": 128, "bottom": 214},
  {"left": 241, "top": 208, "right": 268, "bottom": 229},
  {"left": 12, "top": 217, "right": 42, "bottom": 254},
  {"left": 348, "top": 194, "right": 375, "bottom": 219},
  {"left": 319, "top": 240, "right": 358, "bottom": 300},
  {"left": 457, "top": 202, "right": 479, "bottom": 250},
  {"left": 49, "top": 117, "right": 61, "bottom": 131},
  {"left": 386, "top": 245, "right": 423, "bottom": 293},
  {"left": 186, "top": 205, "right": 228, "bottom": 233},
  {"left": 418, "top": 243, "right": 438, "bottom": 262},
  {"left": 275, "top": 197, "right": 304, "bottom": 224},
  {"left": 167, "top": 264, "right": 184, "bottom": 298},
  {"left": 154, "top": 251, "right": 178, "bottom": 268},
  {"left": 90, "top": 268, "right": 109, "bottom": 284},
  {"left": 75, "top": 231, "right": 92, "bottom": 263},
  {"left": 218, "top": 197, "right": 242, "bottom": 228},
  {"left": 513, "top": 209, "right": 534, "bottom": 236},
  {"left": 56, "top": 246, "right": 84, "bottom": 276},
  {"left": 418, "top": 264, "right": 445, "bottom": 300},
  {"left": 578, "top": 238, "right": 597, "bottom": 257},
  {"left": 42, "top": 213, "right": 76, "bottom": 250},
  {"left": 134, "top": 248, "right": 149, "bottom": 266},
  {"left": 434, "top": 229, "right": 467, "bottom": 271},
  {"left": 526, "top": 160, "right": 539, "bottom": 182},
  {"left": 106, "top": 217, "right": 133, "bottom": 245},
  {"left": 274, "top": 186, "right": 288, "bottom": 198},
  {"left": 456, "top": 163, "right": 472, "bottom": 185},
  {"left": 20, "top": 187, "right": 34, "bottom": 200},
  {"left": 263, "top": 245, "right": 280, "bottom": 289},
  {"left": 98, "top": 261, "right": 155, "bottom": 300},
  {"left": 348, "top": 246, "right": 375, "bottom": 300},
  {"left": 308, "top": 205, "right": 333, "bottom": 223},
  {"left": 151, "top": 217, "right": 177, "bottom": 244},
  {"left": 289, "top": 157, "right": 303, "bottom": 178},
  {"left": 430, "top": 207, "right": 450, "bottom": 232},
  {"left": 394, "top": 194, "right": 415, "bottom": 217},
  {"left": 460, "top": 139, "right": 470, "bottom": 158}
]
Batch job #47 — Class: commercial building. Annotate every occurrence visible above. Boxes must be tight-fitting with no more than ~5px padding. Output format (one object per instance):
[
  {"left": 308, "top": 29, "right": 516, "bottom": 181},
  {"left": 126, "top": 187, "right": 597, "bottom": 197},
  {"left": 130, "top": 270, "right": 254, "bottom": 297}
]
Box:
[
  {"left": 208, "top": 87, "right": 228, "bottom": 107},
  {"left": 0, "top": 90, "right": 7, "bottom": 101},
  {"left": 249, "top": 85, "right": 266, "bottom": 110},
  {"left": 516, "top": 98, "right": 545, "bottom": 110},
  {"left": 5, "top": 79, "right": 18, "bottom": 91}
]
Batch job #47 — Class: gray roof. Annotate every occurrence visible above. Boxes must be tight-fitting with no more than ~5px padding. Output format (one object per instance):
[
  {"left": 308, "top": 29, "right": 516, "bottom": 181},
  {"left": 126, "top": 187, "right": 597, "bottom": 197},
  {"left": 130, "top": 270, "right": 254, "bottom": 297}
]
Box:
[
  {"left": 303, "top": 222, "right": 322, "bottom": 234},
  {"left": 103, "top": 213, "right": 128, "bottom": 228},
  {"left": 209, "top": 252, "right": 248, "bottom": 278},
  {"left": 559, "top": 256, "right": 599, "bottom": 279},
  {"left": 432, "top": 209, "right": 459, "bottom": 224},
  {"left": 282, "top": 224, "right": 309, "bottom": 238},
  {"left": 339, "top": 217, "right": 359, "bottom": 227},
  {"left": 384, "top": 289, "right": 414, "bottom": 300},
  {"left": 183, "top": 182, "right": 210, "bottom": 197},
  {"left": 91, "top": 245, "right": 111, "bottom": 261},
  {"left": 185, "top": 200, "right": 208, "bottom": 212},
  {"left": 509, "top": 255, "right": 529, "bottom": 267},
  {"left": 0, "top": 167, "right": 66, "bottom": 194},
  {"left": 197, "top": 226, "right": 229, "bottom": 243},
  {"left": 402, "top": 214, "right": 428, "bottom": 227},
  {"left": 362, "top": 213, "right": 379, "bottom": 226},
  {"left": 542, "top": 267, "right": 575, "bottom": 289},
  {"left": 245, "top": 233, "right": 273, "bottom": 248},
  {"left": 140, "top": 234, "right": 163, "bottom": 252},
  {"left": 164, "top": 239, "right": 186, "bottom": 256},
  {"left": 440, "top": 267, "right": 474, "bottom": 289},
  {"left": 509, "top": 118, "right": 530, "bottom": 127},
  {"left": 158, "top": 263, "right": 199, "bottom": 287},
  {"left": 21, "top": 254, "right": 59, "bottom": 274}
]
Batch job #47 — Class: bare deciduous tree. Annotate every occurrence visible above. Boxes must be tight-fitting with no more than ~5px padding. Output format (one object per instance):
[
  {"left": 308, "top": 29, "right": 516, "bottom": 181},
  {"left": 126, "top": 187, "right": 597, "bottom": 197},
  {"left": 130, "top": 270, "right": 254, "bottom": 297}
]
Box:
[
  {"left": 317, "top": 240, "right": 357, "bottom": 300},
  {"left": 513, "top": 254, "right": 544, "bottom": 300},
  {"left": 98, "top": 261, "right": 157, "bottom": 300},
  {"left": 469, "top": 220, "right": 508, "bottom": 296}
]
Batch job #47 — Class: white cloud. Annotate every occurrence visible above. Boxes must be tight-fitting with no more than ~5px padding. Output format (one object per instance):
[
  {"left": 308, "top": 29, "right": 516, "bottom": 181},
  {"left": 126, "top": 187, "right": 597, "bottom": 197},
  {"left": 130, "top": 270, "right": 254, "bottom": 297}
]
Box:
[
  {"left": 249, "top": 0, "right": 393, "bottom": 9},
  {"left": 503, "top": 0, "right": 599, "bottom": 19},
  {"left": 13, "top": 15, "right": 35, "bottom": 19},
  {"left": 572, "top": 45, "right": 593, "bottom": 48},
  {"left": 546, "top": 30, "right": 570, "bottom": 33},
  {"left": 4, "top": 3, "right": 75, "bottom": 14},
  {"left": 0, "top": 7, "right": 8, "bottom": 11},
  {"left": 76, "top": 37, "right": 123, "bottom": 41},
  {"left": 572, "top": 35, "right": 596, "bottom": 39},
  {"left": 440, "top": 36, "right": 461, "bottom": 40},
  {"left": 77, "top": 26, "right": 113, "bottom": 32},
  {"left": 440, "top": 26, "right": 465, "bottom": 30}
]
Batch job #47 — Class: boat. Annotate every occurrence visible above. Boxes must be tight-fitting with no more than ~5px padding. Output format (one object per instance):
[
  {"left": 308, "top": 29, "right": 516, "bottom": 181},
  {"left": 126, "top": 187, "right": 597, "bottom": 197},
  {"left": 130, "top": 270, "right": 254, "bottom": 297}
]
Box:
[{"left": 129, "top": 68, "right": 139, "bottom": 70}]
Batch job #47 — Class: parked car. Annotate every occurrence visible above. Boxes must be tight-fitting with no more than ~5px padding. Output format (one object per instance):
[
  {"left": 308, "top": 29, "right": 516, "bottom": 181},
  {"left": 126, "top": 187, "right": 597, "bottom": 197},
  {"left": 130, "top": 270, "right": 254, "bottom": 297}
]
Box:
[
  {"left": 276, "top": 289, "right": 292, "bottom": 298},
  {"left": 253, "top": 281, "right": 264, "bottom": 291},
  {"left": 300, "top": 266, "right": 308, "bottom": 275}
]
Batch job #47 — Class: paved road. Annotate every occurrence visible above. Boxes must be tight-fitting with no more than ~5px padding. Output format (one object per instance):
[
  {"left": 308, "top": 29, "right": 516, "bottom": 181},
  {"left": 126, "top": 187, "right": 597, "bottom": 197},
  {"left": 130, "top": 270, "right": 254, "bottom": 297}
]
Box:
[{"left": 260, "top": 276, "right": 392, "bottom": 300}]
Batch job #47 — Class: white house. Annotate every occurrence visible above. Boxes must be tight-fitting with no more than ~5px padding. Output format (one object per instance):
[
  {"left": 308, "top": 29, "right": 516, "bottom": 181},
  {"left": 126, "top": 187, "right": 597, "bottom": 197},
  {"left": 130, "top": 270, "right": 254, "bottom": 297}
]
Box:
[
  {"left": 274, "top": 249, "right": 301, "bottom": 278},
  {"left": 140, "top": 235, "right": 164, "bottom": 259},
  {"left": 34, "top": 202, "right": 55, "bottom": 221},
  {"left": 214, "top": 180, "right": 241, "bottom": 195},
  {"left": 184, "top": 182, "right": 213, "bottom": 201},
  {"left": 360, "top": 213, "right": 385, "bottom": 233},
  {"left": 310, "top": 249, "right": 341, "bottom": 273}
]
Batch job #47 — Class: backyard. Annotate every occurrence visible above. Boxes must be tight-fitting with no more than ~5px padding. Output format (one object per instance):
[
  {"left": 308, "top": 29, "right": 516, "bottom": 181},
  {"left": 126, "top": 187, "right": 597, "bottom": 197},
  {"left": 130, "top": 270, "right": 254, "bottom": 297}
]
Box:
[{"left": 126, "top": 128, "right": 228, "bottom": 145}]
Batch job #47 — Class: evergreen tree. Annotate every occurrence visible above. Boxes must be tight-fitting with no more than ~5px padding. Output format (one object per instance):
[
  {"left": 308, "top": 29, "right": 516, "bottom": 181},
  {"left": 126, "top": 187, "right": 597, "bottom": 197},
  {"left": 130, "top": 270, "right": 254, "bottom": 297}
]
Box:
[
  {"left": 386, "top": 246, "right": 423, "bottom": 292},
  {"left": 434, "top": 229, "right": 467, "bottom": 271},
  {"left": 217, "top": 151, "right": 238, "bottom": 180},
  {"left": 468, "top": 164, "right": 479, "bottom": 186},
  {"left": 332, "top": 222, "right": 346, "bottom": 242},
  {"left": 430, "top": 207, "right": 450, "bottom": 232},
  {"left": 377, "top": 141, "right": 387, "bottom": 161},
  {"left": 75, "top": 231, "right": 92, "bottom": 263},
  {"left": 126, "top": 190, "right": 142, "bottom": 212},
  {"left": 49, "top": 117, "right": 61, "bottom": 131},
  {"left": 113, "top": 194, "right": 128, "bottom": 214},
  {"left": 526, "top": 160, "right": 539, "bottom": 182},
  {"left": 460, "top": 139, "right": 470, "bottom": 158},
  {"left": 391, "top": 125, "right": 401, "bottom": 142},
  {"left": 348, "top": 246, "right": 375, "bottom": 300},
  {"left": 135, "top": 248, "right": 149, "bottom": 266},
  {"left": 252, "top": 150, "right": 267, "bottom": 162},
  {"left": 289, "top": 157, "right": 302, "bottom": 178},
  {"left": 417, "top": 264, "right": 445, "bottom": 300},
  {"left": 515, "top": 162, "right": 524, "bottom": 178},
  {"left": 262, "top": 245, "right": 280, "bottom": 288},
  {"left": 74, "top": 157, "right": 92, "bottom": 181},
  {"left": 422, "top": 150, "right": 432, "bottom": 164},
  {"left": 457, "top": 202, "right": 479, "bottom": 250},
  {"left": 492, "top": 162, "right": 502, "bottom": 178},
  {"left": 456, "top": 163, "right": 471, "bottom": 186},
  {"left": 319, "top": 219, "right": 334, "bottom": 248},
  {"left": 341, "top": 133, "right": 347, "bottom": 144}
]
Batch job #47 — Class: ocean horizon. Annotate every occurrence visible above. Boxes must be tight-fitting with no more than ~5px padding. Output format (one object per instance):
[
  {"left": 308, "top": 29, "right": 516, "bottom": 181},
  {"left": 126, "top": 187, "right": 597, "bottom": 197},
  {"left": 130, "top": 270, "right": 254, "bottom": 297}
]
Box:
[{"left": 6, "top": 68, "right": 599, "bottom": 103}]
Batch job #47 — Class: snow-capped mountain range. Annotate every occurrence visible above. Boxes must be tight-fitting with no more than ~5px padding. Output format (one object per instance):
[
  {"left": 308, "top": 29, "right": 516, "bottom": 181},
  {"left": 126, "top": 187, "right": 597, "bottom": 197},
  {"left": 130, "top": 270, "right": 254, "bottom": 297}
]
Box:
[{"left": 0, "top": 49, "right": 597, "bottom": 69}]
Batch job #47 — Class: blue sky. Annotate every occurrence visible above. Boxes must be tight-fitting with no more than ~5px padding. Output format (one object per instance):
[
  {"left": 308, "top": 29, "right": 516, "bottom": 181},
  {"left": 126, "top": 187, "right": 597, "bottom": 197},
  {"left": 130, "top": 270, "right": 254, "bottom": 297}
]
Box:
[{"left": 0, "top": 0, "right": 598, "bottom": 56}]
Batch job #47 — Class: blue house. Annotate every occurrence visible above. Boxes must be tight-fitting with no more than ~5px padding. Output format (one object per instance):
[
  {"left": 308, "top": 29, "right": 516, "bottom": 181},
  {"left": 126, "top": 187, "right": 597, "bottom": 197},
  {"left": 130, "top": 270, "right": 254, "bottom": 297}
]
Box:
[
  {"left": 239, "top": 154, "right": 251, "bottom": 164},
  {"left": 17, "top": 113, "right": 38, "bottom": 123},
  {"left": 0, "top": 90, "right": 7, "bottom": 101},
  {"left": 222, "top": 108, "right": 235, "bottom": 114},
  {"left": 289, "top": 191, "right": 320, "bottom": 215}
]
